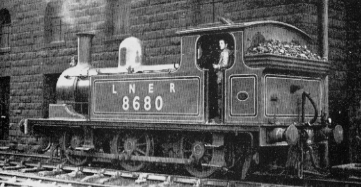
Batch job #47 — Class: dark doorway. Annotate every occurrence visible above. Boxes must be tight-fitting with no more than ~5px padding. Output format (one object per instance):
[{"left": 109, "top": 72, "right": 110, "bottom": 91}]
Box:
[
  {"left": 196, "top": 33, "right": 234, "bottom": 123},
  {"left": 0, "top": 77, "right": 10, "bottom": 140},
  {"left": 43, "top": 74, "right": 60, "bottom": 118}
]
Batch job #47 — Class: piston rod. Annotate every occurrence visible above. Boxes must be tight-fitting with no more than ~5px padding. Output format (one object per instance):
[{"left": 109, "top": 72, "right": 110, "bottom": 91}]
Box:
[{"left": 67, "top": 150, "right": 194, "bottom": 165}]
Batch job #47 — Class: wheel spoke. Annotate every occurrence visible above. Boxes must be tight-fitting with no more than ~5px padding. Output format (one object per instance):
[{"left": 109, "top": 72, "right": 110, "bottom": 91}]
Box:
[
  {"left": 136, "top": 143, "right": 147, "bottom": 147},
  {"left": 135, "top": 148, "right": 146, "bottom": 155},
  {"left": 138, "top": 134, "right": 146, "bottom": 140},
  {"left": 132, "top": 161, "right": 139, "bottom": 167},
  {"left": 204, "top": 152, "right": 212, "bottom": 158},
  {"left": 184, "top": 140, "right": 193, "bottom": 146},
  {"left": 201, "top": 156, "right": 210, "bottom": 163}
]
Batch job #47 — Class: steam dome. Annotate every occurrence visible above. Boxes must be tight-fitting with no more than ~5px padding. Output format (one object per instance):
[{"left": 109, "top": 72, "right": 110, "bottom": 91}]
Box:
[{"left": 119, "top": 37, "right": 143, "bottom": 68}]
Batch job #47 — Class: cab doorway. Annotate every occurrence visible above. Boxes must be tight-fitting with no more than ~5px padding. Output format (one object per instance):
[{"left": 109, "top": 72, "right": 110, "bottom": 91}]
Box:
[{"left": 196, "top": 33, "right": 234, "bottom": 123}]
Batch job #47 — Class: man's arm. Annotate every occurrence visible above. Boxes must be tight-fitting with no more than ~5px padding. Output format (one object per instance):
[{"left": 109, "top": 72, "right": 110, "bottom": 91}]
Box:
[
  {"left": 213, "top": 51, "right": 229, "bottom": 69},
  {"left": 220, "top": 51, "right": 229, "bottom": 68}
]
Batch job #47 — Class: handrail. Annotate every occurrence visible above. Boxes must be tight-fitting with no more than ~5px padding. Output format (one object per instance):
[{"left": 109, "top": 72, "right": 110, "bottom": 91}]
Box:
[{"left": 302, "top": 91, "right": 319, "bottom": 124}]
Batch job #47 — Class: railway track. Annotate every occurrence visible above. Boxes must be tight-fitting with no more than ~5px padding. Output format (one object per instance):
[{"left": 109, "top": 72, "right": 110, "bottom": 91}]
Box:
[
  {"left": 0, "top": 151, "right": 292, "bottom": 187},
  {"left": 0, "top": 151, "right": 360, "bottom": 187}
]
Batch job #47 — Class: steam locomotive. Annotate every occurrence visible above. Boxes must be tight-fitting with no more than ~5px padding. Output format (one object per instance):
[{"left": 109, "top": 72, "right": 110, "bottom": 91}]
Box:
[{"left": 22, "top": 20, "right": 343, "bottom": 179}]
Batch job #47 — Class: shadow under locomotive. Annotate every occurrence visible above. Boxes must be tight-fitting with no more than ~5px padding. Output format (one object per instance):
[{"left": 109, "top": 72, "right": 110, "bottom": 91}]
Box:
[{"left": 21, "top": 20, "right": 343, "bottom": 179}]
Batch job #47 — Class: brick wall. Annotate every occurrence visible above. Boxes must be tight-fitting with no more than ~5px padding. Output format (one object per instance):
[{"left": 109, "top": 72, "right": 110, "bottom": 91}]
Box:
[
  {"left": 342, "top": 0, "right": 361, "bottom": 162},
  {"left": 0, "top": 0, "right": 353, "bottom": 162}
]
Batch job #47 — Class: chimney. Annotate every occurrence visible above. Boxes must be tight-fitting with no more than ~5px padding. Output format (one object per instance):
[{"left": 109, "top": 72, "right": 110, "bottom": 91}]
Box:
[{"left": 77, "top": 33, "right": 94, "bottom": 67}]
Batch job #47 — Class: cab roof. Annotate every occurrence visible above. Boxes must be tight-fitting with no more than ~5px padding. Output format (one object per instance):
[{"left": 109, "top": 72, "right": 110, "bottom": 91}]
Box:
[{"left": 176, "top": 20, "right": 311, "bottom": 41}]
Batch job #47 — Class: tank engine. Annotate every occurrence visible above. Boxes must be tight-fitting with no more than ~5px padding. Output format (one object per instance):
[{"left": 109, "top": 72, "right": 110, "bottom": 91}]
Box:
[{"left": 23, "top": 21, "right": 343, "bottom": 179}]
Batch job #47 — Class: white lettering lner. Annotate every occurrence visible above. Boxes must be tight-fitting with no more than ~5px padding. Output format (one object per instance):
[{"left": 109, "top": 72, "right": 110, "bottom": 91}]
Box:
[
  {"left": 112, "top": 83, "right": 176, "bottom": 94},
  {"left": 149, "top": 83, "right": 154, "bottom": 93},
  {"left": 170, "top": 83, "right": 175, "bottom": 93},
  {"left": 112, "top": 84, "right": 117, "bottom": 94},
  {"left": 129, "top": 84, "right": 135, "bottom": 94}
]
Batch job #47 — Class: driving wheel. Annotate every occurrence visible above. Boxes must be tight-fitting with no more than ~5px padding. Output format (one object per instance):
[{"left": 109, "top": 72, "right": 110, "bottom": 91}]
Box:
[
  {"left": 62, "top": 131, "right": 91, "bottom": 166},
  {"left": 38, "top": 136, "right": 52, "bottom": 153},
  {"left": 110, "top": 132, "right": 153, "bottom": 171},
  {"left": 182, "top": 134, "right": 218, "bottom": 178}
]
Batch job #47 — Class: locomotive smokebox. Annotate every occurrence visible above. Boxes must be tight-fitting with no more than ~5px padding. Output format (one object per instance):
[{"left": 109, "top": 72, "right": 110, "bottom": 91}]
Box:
[{"left": 55, "top": 33, "right": 94, "bottom": 114}]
